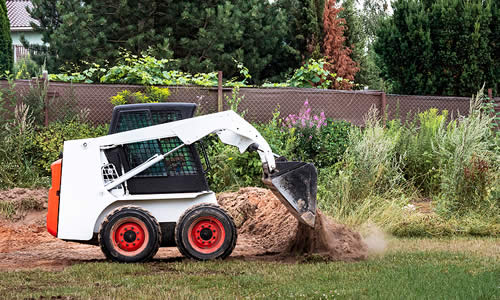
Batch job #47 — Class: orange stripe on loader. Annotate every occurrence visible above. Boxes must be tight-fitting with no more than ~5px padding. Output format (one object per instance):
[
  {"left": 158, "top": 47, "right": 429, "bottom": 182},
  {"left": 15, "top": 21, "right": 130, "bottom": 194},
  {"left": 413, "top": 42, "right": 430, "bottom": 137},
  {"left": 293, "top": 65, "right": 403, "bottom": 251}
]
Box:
[{"left": 47, "top": 159, "right": 62, "bottom": 237}]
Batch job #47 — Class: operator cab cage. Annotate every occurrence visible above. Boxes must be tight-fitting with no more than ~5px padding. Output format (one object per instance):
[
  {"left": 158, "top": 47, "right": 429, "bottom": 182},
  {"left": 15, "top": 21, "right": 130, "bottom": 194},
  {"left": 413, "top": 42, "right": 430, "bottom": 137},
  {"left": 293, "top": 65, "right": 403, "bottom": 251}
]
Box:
[{"left": 105, "top": 103, "right": 209, "bottom": 195}]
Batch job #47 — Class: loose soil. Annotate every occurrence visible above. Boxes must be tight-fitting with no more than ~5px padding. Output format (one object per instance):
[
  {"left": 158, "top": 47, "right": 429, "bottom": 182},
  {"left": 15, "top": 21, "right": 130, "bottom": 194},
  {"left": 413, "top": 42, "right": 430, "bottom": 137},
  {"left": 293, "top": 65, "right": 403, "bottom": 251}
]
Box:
[{"left": 0, "top": 187, "right": 367, "bottom": 271}]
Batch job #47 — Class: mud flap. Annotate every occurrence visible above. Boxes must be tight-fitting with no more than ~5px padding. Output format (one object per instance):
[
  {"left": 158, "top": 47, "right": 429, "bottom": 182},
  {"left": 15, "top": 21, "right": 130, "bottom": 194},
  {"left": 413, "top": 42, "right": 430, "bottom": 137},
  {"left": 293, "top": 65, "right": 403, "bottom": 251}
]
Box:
[{"left": 263, "top": 161, "right": 317, "bottom": 227}]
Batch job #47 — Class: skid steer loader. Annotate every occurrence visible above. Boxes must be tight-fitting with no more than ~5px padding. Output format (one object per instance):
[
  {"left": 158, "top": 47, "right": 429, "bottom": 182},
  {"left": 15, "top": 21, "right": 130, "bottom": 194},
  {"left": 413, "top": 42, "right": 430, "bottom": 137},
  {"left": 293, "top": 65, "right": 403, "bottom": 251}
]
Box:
[{"left": 47, "top": 103, "right": 317, "bottom": 262}]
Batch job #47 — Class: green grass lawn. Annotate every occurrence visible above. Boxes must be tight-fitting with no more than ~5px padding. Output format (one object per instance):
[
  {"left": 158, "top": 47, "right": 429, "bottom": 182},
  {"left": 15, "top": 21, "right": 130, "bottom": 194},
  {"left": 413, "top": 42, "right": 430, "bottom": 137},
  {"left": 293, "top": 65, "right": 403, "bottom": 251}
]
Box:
[{"left": 0, "top": 238, "right": 498, "bottom": 299}]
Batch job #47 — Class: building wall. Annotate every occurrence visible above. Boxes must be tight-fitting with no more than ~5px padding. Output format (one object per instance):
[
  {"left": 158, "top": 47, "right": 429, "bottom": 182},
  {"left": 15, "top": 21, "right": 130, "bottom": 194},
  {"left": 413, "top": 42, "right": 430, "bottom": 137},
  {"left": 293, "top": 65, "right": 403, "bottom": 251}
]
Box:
[{"left": 10, "top": 31, "right": 43, "bottom": 45}]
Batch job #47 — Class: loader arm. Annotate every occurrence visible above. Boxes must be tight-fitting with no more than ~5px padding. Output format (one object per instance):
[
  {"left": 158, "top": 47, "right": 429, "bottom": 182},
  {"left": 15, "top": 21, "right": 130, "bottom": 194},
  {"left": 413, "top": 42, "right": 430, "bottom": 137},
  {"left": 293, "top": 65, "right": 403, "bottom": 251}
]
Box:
[
  {"left": 96, "top": 110, "right": 317, "bottom": 227},
  {"left": 98, "top": 110, "right": 276, "bottom": 172}
]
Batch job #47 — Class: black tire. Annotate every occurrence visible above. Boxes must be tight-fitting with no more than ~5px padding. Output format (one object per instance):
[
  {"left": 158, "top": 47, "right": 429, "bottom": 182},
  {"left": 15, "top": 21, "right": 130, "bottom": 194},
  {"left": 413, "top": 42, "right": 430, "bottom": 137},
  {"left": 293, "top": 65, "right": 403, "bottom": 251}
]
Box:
[
  {"left": 175, "top": 203, "right": 237, "bottom": 260},
  {"left": 99, "top": 205, "right": 161, "bottom": 263}
]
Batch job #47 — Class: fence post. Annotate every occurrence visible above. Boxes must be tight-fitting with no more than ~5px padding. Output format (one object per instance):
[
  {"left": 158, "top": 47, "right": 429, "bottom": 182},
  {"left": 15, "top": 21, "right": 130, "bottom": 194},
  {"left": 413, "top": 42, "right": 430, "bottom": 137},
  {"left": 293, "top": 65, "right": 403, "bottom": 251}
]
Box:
[
  {"left": 42, "top": 70, "right": 49, "bottom": 127},
  {"left": 217, "top": 71, "right": 223, "bottom": 112},
  {"left": 380, "top": 91, "right": 387, "bottom": 126},
  {"left": 488, "top": 88, "right": 493, "bottom": 100}
]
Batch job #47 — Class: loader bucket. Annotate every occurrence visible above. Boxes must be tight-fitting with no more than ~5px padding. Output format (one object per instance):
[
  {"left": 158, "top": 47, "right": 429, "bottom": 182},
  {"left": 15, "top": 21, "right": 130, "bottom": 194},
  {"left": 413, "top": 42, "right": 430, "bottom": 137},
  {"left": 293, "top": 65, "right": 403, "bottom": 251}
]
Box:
[{"left": 263, "top": 161, "right": 317, "bottom": 227}]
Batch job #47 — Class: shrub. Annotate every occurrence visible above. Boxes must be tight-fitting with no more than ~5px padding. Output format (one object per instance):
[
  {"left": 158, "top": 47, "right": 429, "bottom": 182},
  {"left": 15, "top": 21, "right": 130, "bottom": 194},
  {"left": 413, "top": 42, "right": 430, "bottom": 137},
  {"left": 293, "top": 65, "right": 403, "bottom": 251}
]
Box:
[
  {"left": 204, "top": 136, "right": 262, "bottom": 193},
  {"left": 110, "top": 87, "right": 170, "bottom": 106},
  {"left": 287, "top": 59, "right": 332, "bottom": 89},
  {"left": 21, "top": 79, "right": 49, "bottom": 126},
  {"left": 282, "top": 100, "right": 352, "bottom": 168},
  {"left": 13, "top": 56, "right": 41, "bottom": 79},
  {"left": 318, "top": 105, "right": 408, "bottom": 220},
  {"left": 33, "top": 121, "right": 109, "bottom": 174},
  {"left": 399, "top": 109, "right": 448, "bottom": 195},
  {"left": 0, "top": 2, "right": 12, "bottom": 75},
  {"left": 0, "top": 104, "right": 46, "bottom": 189},
  {"left": 146, "top": 86, "right": 171, "bottom": 102},
  {"left": 433, "top": 89, "right": 499, "bottom": 216}
]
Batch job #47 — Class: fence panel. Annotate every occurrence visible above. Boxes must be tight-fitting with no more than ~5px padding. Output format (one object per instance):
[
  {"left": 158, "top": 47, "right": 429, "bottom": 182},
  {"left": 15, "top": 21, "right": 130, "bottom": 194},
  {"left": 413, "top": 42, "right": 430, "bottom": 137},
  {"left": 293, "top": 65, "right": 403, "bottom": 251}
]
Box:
[
  {"left": 237, "top": 88, "right": 381, "bottom": 126},
  {"left": 1, "top": 80, "right": 496, "bottom": 127},
  {"left": 386, "top": 94, "right": 471, "bottom": 122}
]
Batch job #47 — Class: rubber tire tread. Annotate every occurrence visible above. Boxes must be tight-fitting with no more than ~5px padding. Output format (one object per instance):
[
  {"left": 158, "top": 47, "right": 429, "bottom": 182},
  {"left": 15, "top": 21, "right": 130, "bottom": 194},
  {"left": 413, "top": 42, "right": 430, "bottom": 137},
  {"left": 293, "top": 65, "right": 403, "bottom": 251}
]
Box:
[
  {"left": 175, "top": 203, "right": 237, "bottom": 260},
  {"left": 99, "top": 205, "right": 161, "bottom": 263}
]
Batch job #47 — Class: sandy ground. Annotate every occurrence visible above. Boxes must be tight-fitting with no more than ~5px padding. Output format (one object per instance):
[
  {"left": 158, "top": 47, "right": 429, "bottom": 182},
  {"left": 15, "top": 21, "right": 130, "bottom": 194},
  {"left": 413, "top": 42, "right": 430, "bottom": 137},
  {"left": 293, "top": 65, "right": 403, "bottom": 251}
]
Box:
[{"left": 0, "top": 187, "right": 367, "bottom": 271}]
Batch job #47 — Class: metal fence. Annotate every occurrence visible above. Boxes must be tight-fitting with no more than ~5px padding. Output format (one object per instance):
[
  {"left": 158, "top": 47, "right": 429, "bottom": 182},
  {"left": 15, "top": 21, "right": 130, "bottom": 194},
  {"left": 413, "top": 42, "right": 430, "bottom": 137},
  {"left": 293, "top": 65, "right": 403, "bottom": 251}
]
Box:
[{"left": 1, "top": 79, "right": 498, "bottom": 126}]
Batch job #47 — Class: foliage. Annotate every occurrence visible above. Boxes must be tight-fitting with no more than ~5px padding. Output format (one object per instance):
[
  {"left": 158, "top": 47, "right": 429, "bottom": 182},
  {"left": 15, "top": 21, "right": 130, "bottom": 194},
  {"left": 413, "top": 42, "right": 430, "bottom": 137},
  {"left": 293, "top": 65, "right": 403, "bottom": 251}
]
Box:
[
  {"left": 0, "top": 0, "right": 12, "bottom": 75},
  {"left": 50, "top": 53, "right": 252, "bottom": 87},
  {"left": 0, "top": 73, "right": 18, "bottom": 124},
  {"left": 398, "top": 109, "right": 449, "bottom": 195},
  {"left": 433, "top": 89, "right": 499, "bottom": 216},
  {"left": 481, "top": 94, "right": 500, "bottom": 132},
  {"left": 277, "top": 0, "right": 325, "bottom": 60},
  {"left": 338, "top": 0, "right": 370, "bottom": 88},
  {"left": 25, "top": 0, "right": 172, "bottom": 74},
  {"left": 32, "top": 121, "right": 109, "bottom": 174},
  {"left": 375, "top": 0, "right": 499, "bottom": 96},
  {"left": 110, "top": 87, "right": 170, "bottom": 106},
  {"left": 323, "top": 106, "right": 406, "bottom": 204},
  {"left": 287, "top": 59, "right": 332, "bottom": 89},
  {"left": 21, "top": 79, "right": 49, "bottom": 126},
  {"left": 204, "top": 136, "right": 262, "bottom": 193},
  {"left": 322, "top": 0, "right": 359, "bottom": 90},
  {"left": 26, "top": 0, "right": 298, "bottom": 83},
  {"left": 276, "top": 100, "right": 352, "bottom": 168},
  {"left": 0, "top": 104, "right": 46, "bottom": 189},
  {"left": 316, "top": 88, "right": 499, "bottom": 235},
  {"left": 225, "top": 87, "right": 246, "bottom": 117},
  {"left": 13, "top": 56, "right": 41, "bottom": 80},
  {"left": 146, "top": 86, "right": 171, "bottom": 103}
]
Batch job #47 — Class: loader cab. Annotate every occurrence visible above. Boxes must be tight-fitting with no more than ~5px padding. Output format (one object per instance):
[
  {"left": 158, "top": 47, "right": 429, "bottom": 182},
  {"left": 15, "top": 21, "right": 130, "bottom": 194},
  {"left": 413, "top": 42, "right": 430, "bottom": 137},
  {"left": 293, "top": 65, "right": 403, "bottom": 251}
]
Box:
[{"left": 104, "top": 103, "right": 209, "bottom": 194}]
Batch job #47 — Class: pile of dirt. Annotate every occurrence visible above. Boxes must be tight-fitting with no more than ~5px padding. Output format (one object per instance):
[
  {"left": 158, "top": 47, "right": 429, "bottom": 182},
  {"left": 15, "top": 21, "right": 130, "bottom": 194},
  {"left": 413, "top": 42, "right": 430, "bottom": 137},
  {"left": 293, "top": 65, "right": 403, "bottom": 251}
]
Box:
[
  {"left": 218, "top": 187, "right": 367, "bottom": 261},
  {"left": 0, "top": 188, "right": 48, "bottom": 221}
]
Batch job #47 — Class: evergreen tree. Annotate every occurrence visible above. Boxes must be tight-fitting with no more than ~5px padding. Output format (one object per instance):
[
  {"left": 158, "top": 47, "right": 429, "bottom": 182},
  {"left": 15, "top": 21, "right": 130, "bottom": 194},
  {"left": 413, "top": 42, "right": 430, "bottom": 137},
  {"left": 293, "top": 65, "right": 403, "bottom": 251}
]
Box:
[
  {"left": 339, "top": 0, "right": 376, "bottom": 88},
  {"left": 277, "top": 0, "right": 325, "bottom": 60},
  {"left": 0, "top": 0, "right": 13, "bottom": 75},
  {"left": 164, "top": 0, "right": 294, "bottom": 82},
  {"left": 322, "top": 0, "right": 358, "bottom": 89},
  {"left": 25, "top": 0, "right": 171, "bottom": 72},
  {"left": 375, "top": 0, "right": 497, "bottom": 96},
  {"left": 26, "top": 0, "right": 297, "bottom": 83}
]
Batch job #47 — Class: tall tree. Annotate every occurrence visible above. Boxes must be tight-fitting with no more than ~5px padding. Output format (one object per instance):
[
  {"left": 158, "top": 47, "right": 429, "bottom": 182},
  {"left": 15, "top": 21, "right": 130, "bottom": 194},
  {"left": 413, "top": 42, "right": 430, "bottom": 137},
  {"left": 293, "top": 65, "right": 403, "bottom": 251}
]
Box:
[
  {"left": 339, "top": 0, "right": 375, "bottom": 88},
  {"left": 375, "top": 0, "right": 497, "bottom": 96},
  {"left": 0, "top": 0, "right": 13, "bottom": 75},
  {"left": 26, "top": 0, "right": 297, "bottom": 83},
  {"left": 25, "top": 0, "right": 171, "bottom": 72},
  {"left": 322, "top": 0, "right": 359, "bottom": 89},
  {"left": 277, "top": 0, "right": 325, "bottom": 60},
  {"left": 163, "top": 0, "right": 294, "bottom": 82}
]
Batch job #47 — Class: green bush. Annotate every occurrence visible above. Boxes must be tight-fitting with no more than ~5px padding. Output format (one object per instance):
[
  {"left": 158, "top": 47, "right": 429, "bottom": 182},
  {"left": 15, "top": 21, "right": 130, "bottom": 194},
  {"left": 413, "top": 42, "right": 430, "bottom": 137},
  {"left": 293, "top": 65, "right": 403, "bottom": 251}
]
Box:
[
  {"left": 282, "top": 100, "right": 352, "bottom": 168},
  {"left": 318, "top": 107, "right": 408, "bottom": 218},
  {"left": 33, "top": 121, "right": 109, "bottom": 174},
  {"left": 433, "top": 89, "right": 499, "bottom": 216},
  {"left": 0, "top": 2, "right": 12, "bottom": 75},
  {"left": 110, "top": 87, "right": 171, "bottom": 106},
  {"left": 0, "top": 104, "right": 46, "bottom": 189},
  {"left": 398, "top": 109, "right": 448, "bottom": 195},
  {"left": 204, "top": 136, "right": 262, "bottom": 193},
  {"left": 13, "top": 56, "right": 41, "bottom": 79}
]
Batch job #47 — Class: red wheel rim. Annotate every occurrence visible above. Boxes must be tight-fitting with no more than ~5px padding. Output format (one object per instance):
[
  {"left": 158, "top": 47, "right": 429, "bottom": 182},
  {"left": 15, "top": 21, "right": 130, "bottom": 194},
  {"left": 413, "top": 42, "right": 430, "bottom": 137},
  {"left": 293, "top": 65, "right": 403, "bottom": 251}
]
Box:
[
  {"left": 187, "top": 216, "right": 226, "bottom": 254},
  {"left": 110, "top": 217, "right": 149, "bottom": 256}
]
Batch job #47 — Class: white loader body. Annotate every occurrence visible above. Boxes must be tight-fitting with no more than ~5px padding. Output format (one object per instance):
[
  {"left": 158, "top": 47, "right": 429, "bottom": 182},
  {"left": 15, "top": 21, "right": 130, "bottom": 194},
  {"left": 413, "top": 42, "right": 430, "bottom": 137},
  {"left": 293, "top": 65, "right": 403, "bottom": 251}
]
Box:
[{"left": 57, "top": 111, "right": 276, "bottom": 241}]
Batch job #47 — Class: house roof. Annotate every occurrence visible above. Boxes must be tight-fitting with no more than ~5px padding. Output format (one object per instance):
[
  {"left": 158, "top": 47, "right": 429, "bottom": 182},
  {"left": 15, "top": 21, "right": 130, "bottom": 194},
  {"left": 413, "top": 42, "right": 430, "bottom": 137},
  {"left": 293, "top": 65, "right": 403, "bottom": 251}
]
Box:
[{"left": 5, "top": 0, "right": 39, "bottom": 31}]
